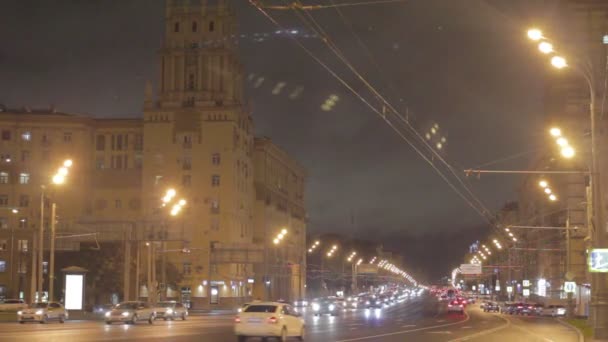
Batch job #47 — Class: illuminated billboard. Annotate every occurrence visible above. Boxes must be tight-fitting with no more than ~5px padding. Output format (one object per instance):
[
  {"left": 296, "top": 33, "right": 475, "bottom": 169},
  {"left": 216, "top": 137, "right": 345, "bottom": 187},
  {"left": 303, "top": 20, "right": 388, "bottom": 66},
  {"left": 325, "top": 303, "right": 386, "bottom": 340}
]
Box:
[
  {"left": 65, "top": 274, "right": 84, "bottom": 310},
  {"left": 589, "top": 249, "right": 608, "bottom": 273}
]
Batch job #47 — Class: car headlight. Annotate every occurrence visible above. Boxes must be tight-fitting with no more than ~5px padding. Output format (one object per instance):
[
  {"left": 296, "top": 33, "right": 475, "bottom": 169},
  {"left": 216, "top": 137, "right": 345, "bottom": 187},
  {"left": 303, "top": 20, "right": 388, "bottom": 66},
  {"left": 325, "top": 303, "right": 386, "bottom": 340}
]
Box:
[
  {"left": 35, "top": 310, "right": 43, "bottom": 315},
  {"left": 166, "top": 309, "right": 173, "bottom": 314},
  {"left": 366, "top": 301, "right": 370, "bottom": 305},
  {"left": 122, "top": 312, "right": 130, "bottom": 317},
  {"left": 302, "top": 301, "right": 308, "bottom": 306},
  {"left": 17, "top": 311, "right": 22, "bottom": 315},
  {"left": 329, "top": 304, "right": 335, "bottom": 311},
  {"left": 352, "top": 302, "right": 358, "bottom": 307},
  {"left": 105, "top": 312, "right": 111, "bottom": 317},
  {"left": 312, "top": 304, "right": 320, "bottom": 311}
]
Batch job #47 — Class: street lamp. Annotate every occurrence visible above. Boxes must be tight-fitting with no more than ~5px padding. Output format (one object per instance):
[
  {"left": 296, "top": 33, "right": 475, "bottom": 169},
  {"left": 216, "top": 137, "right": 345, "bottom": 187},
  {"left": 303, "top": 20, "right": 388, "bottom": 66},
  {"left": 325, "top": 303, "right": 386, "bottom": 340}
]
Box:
[
  {"left": 527, "top": 28, "right": 543, "bottom": 41},
  {"left": 539, "top": 41, "right": 553, "bottom": 54},
  {"left": 550, "top": 127, "right": 561, "bottom": 137},
  {"left": 539, "top": 180, "right": 548, "bottom": 188},
  {"left": 551, "top": 56, "right": 567, "bottom": 69},
  {"left": 561, "top": 146, "right": 575, "bottom": 159}
]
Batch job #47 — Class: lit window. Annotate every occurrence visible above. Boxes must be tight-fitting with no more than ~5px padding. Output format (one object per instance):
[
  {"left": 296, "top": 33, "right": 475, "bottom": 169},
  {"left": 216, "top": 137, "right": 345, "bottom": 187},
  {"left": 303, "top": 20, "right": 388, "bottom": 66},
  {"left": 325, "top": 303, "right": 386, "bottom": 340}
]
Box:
[
  {"left": 21, "top": 131, "right": 31, "bottom": 141},
  {"left": 0, "top": 239, "right": 6, "bottom": 251},
  {"left": 0, "top": 260, "right": 6, "bottom": 272},
  {"left": 0, "top": 172, "right": 8, "bottom": 184},
  {"left": 1, "top": 154, "right": 11, "bottom": 163},
  {"left": 19, "top": 173, "right": 29, "bottom": 184},
  {"left": 0, "top": 217, "right": 7, "bottom": 229}
]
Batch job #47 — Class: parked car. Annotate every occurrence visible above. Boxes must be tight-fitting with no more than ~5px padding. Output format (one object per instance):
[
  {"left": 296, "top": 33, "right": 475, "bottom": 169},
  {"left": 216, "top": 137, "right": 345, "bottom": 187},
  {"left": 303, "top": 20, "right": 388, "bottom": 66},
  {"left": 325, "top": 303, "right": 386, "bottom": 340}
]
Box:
[
  {"left": 234, "top": 302, "right": 305, "bottom": 342},
  {"left": 105, "top": 301, "right": 156, "bottom": 324},
  {"left": 541, "top": 305, "right": 567, "bottom": 317},
  {"left": 483, "top": 301, "right": 500, "bottom": 312},
  {"left": 18, "top": 302, "right": 67, "bottom": 324},
  {"left": 154, "top": 301, "right": 188, "bottom": 320},
  {"left": 0, "top": 299, "right": 27, "bottom": 312}
]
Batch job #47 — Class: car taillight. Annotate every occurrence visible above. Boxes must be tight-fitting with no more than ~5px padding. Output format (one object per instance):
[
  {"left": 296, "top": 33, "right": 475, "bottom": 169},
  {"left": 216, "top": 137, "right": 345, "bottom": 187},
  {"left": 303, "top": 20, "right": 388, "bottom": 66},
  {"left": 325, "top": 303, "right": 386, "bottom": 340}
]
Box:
[
  {"left": 459, "top": 305, "right": 463, "bottom": 308},
  {"left": 448, "top": 304, "right": 452, "bottom": 307},
  {"left": 234, "top": 316, "right": 241, "bottom": 323},
  {"left": 528, "top": 306, "right": 533, "bottom": 309},
  {"left": 267, "top": 316, "right": 278, "bottom": 324}
]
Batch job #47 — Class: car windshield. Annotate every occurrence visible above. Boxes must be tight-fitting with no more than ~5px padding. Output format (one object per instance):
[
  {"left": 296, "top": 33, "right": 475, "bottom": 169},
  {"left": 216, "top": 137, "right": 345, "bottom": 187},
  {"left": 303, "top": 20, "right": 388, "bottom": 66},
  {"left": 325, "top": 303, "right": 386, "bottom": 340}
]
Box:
[
  {"left": 244, "top": 305, "right": 277, "bottom": 313},
  {"left": 30, "top": 303, "right": 48, "bottom": 308},
  {"left": 115, "top": 303, "right": 138, "bottom": 310},
  {"left": 157, "top": 302, "right": 176, "bottom": 308}
]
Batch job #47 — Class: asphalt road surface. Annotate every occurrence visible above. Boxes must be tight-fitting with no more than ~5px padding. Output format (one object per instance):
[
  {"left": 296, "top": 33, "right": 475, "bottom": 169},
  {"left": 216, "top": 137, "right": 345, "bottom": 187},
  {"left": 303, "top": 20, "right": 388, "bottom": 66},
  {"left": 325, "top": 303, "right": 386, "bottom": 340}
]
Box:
[{"left": 0, "top": 296, "right": 581, "bottom": 342}]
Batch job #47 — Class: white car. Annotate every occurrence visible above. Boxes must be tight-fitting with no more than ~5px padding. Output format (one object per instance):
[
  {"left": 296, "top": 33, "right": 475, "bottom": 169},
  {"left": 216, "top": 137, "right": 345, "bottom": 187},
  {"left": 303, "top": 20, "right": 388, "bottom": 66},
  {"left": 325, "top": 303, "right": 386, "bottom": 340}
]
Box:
[
  {"left": 18, "top": 302, "right": 68, "bottom": 324},
  {"left": 105, "top": 301, "right": 156, "bottom": 324},
  {"left": 0, "top": 299, "right": 27, "bottom": 312},
  {"left": 541, "top": 305, "right": 566, "bottom": 317},
  {"left": 235, "top": 302, "right": 305, "bottom": 342},
  {"left": 154, "top": 301, "right": 188, "bottom": 320}
]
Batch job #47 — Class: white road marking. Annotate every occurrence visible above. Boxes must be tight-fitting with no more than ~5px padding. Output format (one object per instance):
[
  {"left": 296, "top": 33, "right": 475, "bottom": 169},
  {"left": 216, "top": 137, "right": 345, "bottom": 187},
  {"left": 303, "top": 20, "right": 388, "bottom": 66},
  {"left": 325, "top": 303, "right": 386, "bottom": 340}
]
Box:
[
  {"left": 401, "top": 324, "right": 416, "bottom": 328},
  {"left": 428, "top": 331, "right": 452, "bottom": 334}
]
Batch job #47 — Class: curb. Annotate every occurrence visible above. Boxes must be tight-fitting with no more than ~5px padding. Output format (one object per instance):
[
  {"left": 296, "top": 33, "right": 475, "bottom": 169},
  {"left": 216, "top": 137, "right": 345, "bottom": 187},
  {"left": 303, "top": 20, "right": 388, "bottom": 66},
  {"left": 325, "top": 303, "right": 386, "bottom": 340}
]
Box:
[{"left": 557, "top": 318, "right": 585, "bottom": 342}]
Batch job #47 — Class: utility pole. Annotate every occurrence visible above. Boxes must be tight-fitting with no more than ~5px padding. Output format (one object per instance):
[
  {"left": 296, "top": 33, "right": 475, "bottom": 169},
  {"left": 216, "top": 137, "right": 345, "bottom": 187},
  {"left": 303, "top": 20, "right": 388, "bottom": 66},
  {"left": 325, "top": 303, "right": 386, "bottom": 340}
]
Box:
[
  {"left": 37, "top": 188, "right": 45, "bottom": 302},
  {"left": 48, "top": 203, "right": 56, "bottom": 302},
  {"left": 123, "top": 224, "right": 132, "bottom": 302},
  {"left": 29, "top": 234, "right": 37, "bottom": 303}
]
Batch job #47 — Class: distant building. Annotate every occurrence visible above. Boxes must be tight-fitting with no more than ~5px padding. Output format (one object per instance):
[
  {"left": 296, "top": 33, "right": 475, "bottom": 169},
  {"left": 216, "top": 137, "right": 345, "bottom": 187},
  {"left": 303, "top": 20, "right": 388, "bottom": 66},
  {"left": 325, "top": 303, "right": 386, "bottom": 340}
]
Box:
[{"left": 0, "top": 0, "right": 307, "bottom": 309}]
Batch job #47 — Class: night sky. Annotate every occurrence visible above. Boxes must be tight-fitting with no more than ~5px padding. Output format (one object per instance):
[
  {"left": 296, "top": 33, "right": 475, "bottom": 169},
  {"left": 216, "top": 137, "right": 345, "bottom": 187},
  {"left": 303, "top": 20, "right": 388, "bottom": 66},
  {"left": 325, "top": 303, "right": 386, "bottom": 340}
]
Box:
[{"left": 0, "top": 0, "right": 560, "bottom": 280}]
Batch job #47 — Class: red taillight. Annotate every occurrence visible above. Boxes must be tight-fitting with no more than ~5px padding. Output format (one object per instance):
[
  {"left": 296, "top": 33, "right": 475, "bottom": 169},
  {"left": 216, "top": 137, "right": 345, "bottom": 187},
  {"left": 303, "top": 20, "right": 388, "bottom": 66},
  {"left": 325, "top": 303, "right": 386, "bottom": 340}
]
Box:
[
  {"left": 267, "top": 316, "right": 278, "bottom": 324},
  {"left": 234, "top": 316, "right": 241, "bottom": 323},
  {"left": 528, "top": 306, "right": 533, "bottom": 309},
  {"left": 448, "top": 304, "right": 452, "bottom": 307},
  {"left": 459, "top": 305, "right": 463, "bottom": 308}
]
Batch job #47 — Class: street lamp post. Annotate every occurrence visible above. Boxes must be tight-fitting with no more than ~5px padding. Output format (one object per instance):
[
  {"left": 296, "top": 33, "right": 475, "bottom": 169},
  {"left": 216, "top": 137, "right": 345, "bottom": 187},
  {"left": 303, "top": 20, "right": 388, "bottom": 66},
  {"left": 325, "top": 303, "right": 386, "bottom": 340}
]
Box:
[{"left": 528, "top": 28, "right": 608, "bottom": 338}]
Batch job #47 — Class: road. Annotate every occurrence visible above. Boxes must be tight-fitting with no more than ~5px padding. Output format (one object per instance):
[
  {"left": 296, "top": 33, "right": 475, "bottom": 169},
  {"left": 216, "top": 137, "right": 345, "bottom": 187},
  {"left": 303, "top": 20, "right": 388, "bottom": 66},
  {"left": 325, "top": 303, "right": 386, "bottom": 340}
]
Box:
[{"left": 0, "top": 296, "right": 581, "bottom": 341}]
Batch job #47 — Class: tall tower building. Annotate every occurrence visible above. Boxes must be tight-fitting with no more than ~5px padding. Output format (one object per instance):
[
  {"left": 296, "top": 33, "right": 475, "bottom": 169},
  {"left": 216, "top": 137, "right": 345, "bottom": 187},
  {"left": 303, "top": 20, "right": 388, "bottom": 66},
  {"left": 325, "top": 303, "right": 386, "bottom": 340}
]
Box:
[{"left": 142, "top": 0, "right": 254, "bottom": 308}]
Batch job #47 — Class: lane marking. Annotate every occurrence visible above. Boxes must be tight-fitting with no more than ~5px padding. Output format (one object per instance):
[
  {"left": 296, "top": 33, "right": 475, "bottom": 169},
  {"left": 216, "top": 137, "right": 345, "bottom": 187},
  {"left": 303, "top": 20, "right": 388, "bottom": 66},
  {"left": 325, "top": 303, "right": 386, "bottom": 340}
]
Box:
[
  {"left": 447, "top": 313, "right": 510, "bottom": 342},
  {"left": 557, "top": 318, "right": 585, "bottom": 342},
  {"left": 428, "top": 331, "right": 452, "bottom": 334},
  {"left": 401, "top": 324, "right": 416, "bottom": 328},
  {"left": 461, "top": 326, "right": 472, "bottom": 329},
  {"left": 335, "top": 312, "right": 470, "bottom": 342}
]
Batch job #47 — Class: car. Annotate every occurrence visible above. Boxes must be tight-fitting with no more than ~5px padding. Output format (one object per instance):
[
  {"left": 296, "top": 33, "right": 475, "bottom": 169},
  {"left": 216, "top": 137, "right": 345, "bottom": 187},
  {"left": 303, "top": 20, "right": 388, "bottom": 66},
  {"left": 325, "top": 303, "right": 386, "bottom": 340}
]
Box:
[
  {"left": 533, "top": 303, "right": 544, "bottom": 315},
  {"left": 312, "top": 299, "right": 342, "bottom": 316},
  {"left": 512, "top": 302, "right": 527, "bottom": 315},
  {"left": 234, "top": 302, "right": 305, "bottom": 342},
  {"left": 540, "top": 305, "right": 566, "bottom": 317},
  {"left": 519, "top": 303, "right": 538, "bottom": 315},
  {"left": 0, "top": 299, "right": 27, "bottom": 312},
  {"left": 293, "top": 299, "right": 309, "bottom": 308},
  {"left": 467, "top": 297, "right": 476, "bottom": 304},
  {"left": 483, "top": 302, "right": 500, "bottom": 312},
  {"left": 364, "top": 297, "right": 383, "bottom": 309},
  {"left": 447, "top": 300, "right": 464, "bottom": 314},
  {"left": 105, "top": 301, "right": 156, "bottom": 324},
  {"left": 18, "top": 302, "right": 67, "bottom": 324},
  {"left": 93, "top": 304, "right": 114, "bottom": 316},
  {"left": 154, "top": 301, "right": 188, "bottom": 320}
]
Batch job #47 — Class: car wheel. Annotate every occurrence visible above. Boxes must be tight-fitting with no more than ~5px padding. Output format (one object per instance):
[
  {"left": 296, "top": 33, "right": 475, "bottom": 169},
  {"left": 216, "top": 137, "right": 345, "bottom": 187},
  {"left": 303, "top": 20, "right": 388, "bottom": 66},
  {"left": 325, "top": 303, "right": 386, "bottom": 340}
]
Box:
[
  {"left": 131, "top": 314, "right": 138, "bottom": 324},
  {"left": 164, "top": 317, "right": 168, "bottom": 321},
  {"left": 280, "top": 327, "right": 287, "bottom": 342},
  {"left": 181, "top": 313, "right": 186, "bottom": 321},
  {"left": 19, "top": 321, "right": 24, "bottom": 324},
  {"left": 40, "top": 315, "right": 48, "bottom": 324},
  {"left": 148, "top": 315, "right": 154, "bottom": 324},
  {"left": 59, "top": 315, "right": 65, "bottom": 324},
  {"left": 237, "top": 336, "right": 247, "bottom": 342},
  {"left": 298, "top": 326, "right": 306, "bottom": 341},
  {"left": 105, "top": 321, "right": 112, "bottom": 325}
]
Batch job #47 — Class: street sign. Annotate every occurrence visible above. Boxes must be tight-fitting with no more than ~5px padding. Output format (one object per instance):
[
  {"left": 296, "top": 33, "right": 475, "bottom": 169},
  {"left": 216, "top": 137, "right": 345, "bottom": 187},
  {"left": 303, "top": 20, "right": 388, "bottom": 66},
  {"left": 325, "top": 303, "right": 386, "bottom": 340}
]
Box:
[
  {"left": 460, "top": 264, "right": 482, "bottom": 275},
  {"left": 523, "top": 280, "right": 530, "bottom": 287},
  {"left": 507, "top": 286, "right": 513, "bottom": 293},
  {"left": 589, "top": 249, "right": 608, "bottom": 273},
  {"left": 564, "top": 281, "right": 576, "bottom": 293},
  {"left": 523, "top": 289, "right": 530, "bottom": 297}
]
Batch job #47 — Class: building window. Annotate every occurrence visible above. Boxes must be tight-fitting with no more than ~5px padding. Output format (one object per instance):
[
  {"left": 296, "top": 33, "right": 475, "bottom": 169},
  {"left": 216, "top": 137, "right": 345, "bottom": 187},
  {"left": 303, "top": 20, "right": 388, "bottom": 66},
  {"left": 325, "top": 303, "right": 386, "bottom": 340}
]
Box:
[
  {"left": 18, "top": 218, "right": 27, "bottom": 229},
  {"left": 96, "top": 135, "right": 105, "bottom": 151},
  {"left": 174, "top": 22, "right": 180, "bottom": 32},
  {"left": 155, "top": 175, "right": 163, "bottom": 186},
  {"left": 134, "top": 134, "right": 143, "bottom": 151},
  {"left": 0, "top": 260, "right": 6, "bottom": 272},
  {"left": 21, "top": 131, "right": 31, "bottom": 141},
  {"left": 96, "top": 156, "right": 104, "bottom": 170},
  {"left": 116, "top": 135, "right": 123, "bottom": 150},
  {"left": 0, "top": 195, "right": 8, "bottom": 206},
  {"left": 209, "top": 21, "right": 214, "bottom": 32},
  {"left": 17, "top": 239, "right": 28, "bottom": 252},
  {"left": 17, "top": 260, "right": 26, "bottom": 274},
  {"left": 211, "top": 199, "right": 219, "bottom": 214},
  {"left": 43, "top": 261, "right": 48, "bottom": 274},
  {"left": 182, "top": 175, "right": 191, "bottom": 187},
  {"left": 0, "top": 218, "right": 7, "bottom": 229},
  {"left": 134, "top": 154, "right": 143, "bottom": 169},
  {"left": 182, "top": 157, "right": 191, "bottom": 170},
  {"left": 115, "top": 200, "right": 122, "bottom": 209},
  {"left": 0, "top": 239, "right": 6, "bottom": 251},
  {"left": 1, "top": 130, "right": 11, "bottom": 141},
  {"left": 63, "top": 132, "right": 72, "bottom": 143},
  {"left": 183, "top": 135, "right": 192, "bottom": 149},
  {"left": 192, "top": 21, "right": 198, "bottom": 32},
  {"left": 21, "top": 150, "right": 29, "bottom": 162},
  {"left": 212, "top": 153, "right": 220, "bottom": 165},
  {"left": 211, "top": 175, "right": 220, "bottom": 187},
  {"left": 19, "top": 195, "right": 29, "bottom": 207},
  {"left": 1, "top": 154, "right": 11, "bottom": 163},
  {"left": 183, "top": 262, "right": 191, "bottom": 275},
  {"left": 0, "top": 172, "right": 8, "bottom": 184},
  {"left": 41, "top": 134, "right": 49, "bottom": 144},
  {"left": 211, "top": 218, "right": 219, "bottom": 231},
  {"left": 19, "top": 173, "right": 29, "bottom": 184}
]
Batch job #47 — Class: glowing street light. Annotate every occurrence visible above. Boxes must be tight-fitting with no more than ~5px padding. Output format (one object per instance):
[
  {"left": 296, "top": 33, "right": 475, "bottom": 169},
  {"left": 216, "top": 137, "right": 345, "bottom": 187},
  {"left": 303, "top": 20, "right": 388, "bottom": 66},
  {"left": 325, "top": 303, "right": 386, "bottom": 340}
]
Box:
[
  {"left": 551, "top": 56, "right": 567, "bottom": 69},
  {"left": 549, "top": 127, "right": 561, "bottom": 137},
  {"left": 549, "top": 194, "right": 557, "bottom": 201},
  {"left": 544, "top": 188, "right": 552, "bottom": 194},
  {"left": 527, "top": 28, "right": 543, "bottom": 41},
  {"left": 539, "top": 180, "right": 548, "bottom": 188},
  {"left": 538, "top": 41, "right": 553, "bottom": 54},
  {"left": 561, "top": 146, "right": 575, "bottom": 158},
  {"left": 556, "top": 137, "right": 568, "bottom": 147}
]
